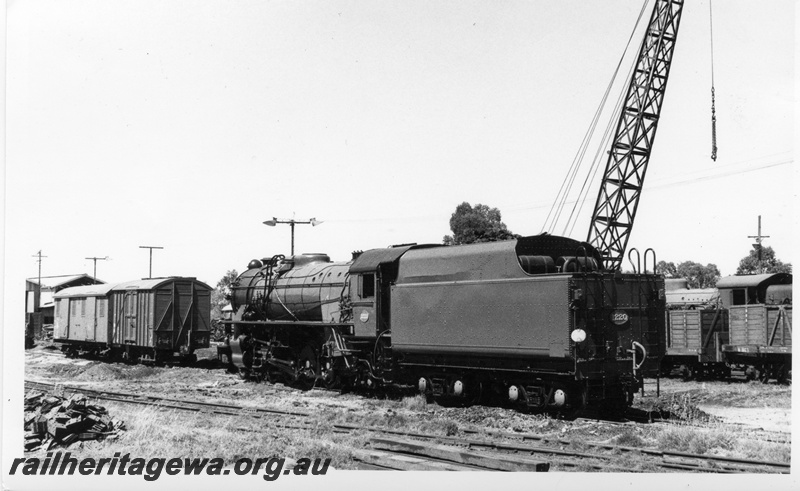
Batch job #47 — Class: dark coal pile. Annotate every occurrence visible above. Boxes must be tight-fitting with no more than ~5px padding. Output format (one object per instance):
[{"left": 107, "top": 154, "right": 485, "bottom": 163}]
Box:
[{"left": 24, "top": 390, "right": 125, "bottom": 452}]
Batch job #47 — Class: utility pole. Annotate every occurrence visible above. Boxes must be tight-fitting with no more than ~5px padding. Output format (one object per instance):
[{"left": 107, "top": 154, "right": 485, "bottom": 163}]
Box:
[
  {"left": 31, "top": 250, "right": 47, "bottom": 312},
  {"left": 85, "top": 256, "right": 108, "bottom": 280},
  {"left": 747, "top": 215, "right": 770, "bottom": 273},
  {"left": 139, "top": 246, "right": 163, "bottom": 278},
  {"left": 263, "top": 217, "right": 322, "bottom": 256}
]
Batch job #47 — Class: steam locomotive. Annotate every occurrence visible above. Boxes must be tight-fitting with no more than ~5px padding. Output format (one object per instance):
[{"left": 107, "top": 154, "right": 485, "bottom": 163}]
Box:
[{"left": 219, "top": 234, "right": 666, "bottom": 414}]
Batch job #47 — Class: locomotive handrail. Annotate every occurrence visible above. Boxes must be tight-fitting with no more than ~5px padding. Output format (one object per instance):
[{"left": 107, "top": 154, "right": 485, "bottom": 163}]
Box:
[
  {"left": 630, "top": 341, "right": 647, "bottom": 377},
  {"left": 628, "top": 248, "right": 641, "bottom": 274},
  {"left": 644, "top": 248, "right": 657, "bottom": 275},
  {"left": 338, "top": 272, "right": 352, "bottom": 324},
  {"left": 264, "top": 254, "right": 285, "bottom": 317},
  {"left": 570, "top": 246, "right": 590, "bottom": 273}
]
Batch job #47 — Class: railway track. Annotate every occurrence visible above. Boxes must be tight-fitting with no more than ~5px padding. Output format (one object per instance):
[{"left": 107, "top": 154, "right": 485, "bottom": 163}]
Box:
[
  {"left": 24, "top": 380, "right": 790, "bottom": 473},
  {"left": 334, "top": 422, "right": 790, "bottom": 473},
  {"left": 24, "top": 380, "right": 310, "bottom": 418}
]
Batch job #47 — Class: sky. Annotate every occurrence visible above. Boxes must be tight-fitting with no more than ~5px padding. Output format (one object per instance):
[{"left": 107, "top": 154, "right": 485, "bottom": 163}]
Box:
[{"left": 4, "top": 0, "right": 795, "bottom": 293}]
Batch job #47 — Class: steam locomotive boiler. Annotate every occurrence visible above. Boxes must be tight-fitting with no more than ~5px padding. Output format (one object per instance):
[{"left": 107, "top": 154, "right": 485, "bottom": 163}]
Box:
[{"left": 220, "top": 234, "right": 665, "bottom": 414}]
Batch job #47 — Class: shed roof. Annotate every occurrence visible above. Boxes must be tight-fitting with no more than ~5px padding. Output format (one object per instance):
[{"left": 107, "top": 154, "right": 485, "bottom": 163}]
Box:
[
  {"left": 26, "top": 274, "right": 104, "bottom": 290},
  {"left": 716, "top": 273, "right": 792, "bottom": 289}
]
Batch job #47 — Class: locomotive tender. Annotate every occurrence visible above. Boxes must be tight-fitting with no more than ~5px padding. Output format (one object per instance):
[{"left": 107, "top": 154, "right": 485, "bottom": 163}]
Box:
[{"left": 221, "top": 234, "right": 666, "bottom": 413}]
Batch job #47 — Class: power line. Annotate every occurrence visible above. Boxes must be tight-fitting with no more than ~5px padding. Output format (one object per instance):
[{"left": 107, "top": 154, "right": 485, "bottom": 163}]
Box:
[{"left": 515, "top": 157, "right": 793, "bottom": 213}]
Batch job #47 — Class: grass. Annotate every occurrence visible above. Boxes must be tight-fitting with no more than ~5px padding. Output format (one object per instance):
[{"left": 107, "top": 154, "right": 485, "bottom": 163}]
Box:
[
  {"left": 26, "top": 402, "right": 365, "bottom": 469},
  {"left": 613, "top": 428, "right": 646, "bottom": 448},
  {"left": 655, "top": 426, "right": 736, "bottom": 454},
  {"left": 651, "top": 377, "right": 792, "bottom": 408},
  {"left": 652, "top": 424, "right": 790, "bottom": 464}
]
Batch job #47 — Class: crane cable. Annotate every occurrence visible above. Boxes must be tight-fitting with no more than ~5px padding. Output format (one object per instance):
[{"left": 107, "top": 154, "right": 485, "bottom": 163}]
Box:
[
  {"left": 710, "top": 0, "right": 718, "bottom": 161},
  {"left": 541, "top": 0, "right": 651, "bottom": 235}
]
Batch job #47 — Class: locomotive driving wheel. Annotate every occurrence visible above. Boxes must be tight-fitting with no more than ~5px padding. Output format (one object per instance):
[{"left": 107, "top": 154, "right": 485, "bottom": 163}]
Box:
[
  {"left": 296, "top": 344, "right": 320, "bottom": 390},
  {"left": 319, "top": 357, "right": 341, "bottom": 389}
]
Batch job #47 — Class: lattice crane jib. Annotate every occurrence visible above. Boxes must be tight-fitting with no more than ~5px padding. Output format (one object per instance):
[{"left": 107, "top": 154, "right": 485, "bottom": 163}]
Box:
[{"left": 587, "top": 0, "right": 684, "bottom": 271}]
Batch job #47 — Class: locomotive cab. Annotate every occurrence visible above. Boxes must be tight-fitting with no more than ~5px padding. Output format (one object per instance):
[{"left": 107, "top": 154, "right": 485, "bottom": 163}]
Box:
[{"left": 347, "top": 244, "right": 442, "bottom": 338}]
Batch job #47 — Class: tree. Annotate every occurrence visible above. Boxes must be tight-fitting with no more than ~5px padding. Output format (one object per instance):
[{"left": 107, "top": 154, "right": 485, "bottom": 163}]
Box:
[
  {"left": 736, "top": 246, "right": 792, "bottom": 275},
  {"left": 442, "top": 202, "right": 518, "bottom": 245},
  {"left": 656, "top": 261, "right": 678, "bottom": 277},
  {"left": 656, "top": 260, "right": 720, "bottom": 288},
  {"left": 676, "top": 261, "right": 720, "bottom": 289},
  {"left": 211, "top": 270, "right": 239, "bottom": 320}
]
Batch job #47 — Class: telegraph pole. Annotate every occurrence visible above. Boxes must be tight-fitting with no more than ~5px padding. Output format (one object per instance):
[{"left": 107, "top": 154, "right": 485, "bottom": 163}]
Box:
[
  {"left": 139, "top": 246, "right": 163, "bottom": 278},
  {"left": 747, "top": 216, "right": 770, "bottom": 273},
  {"left": 31, "top": 250, "right": 47, "bottom": 312},
  {"left": 85, "top": 256, "right": 108, "bottom": 279}
]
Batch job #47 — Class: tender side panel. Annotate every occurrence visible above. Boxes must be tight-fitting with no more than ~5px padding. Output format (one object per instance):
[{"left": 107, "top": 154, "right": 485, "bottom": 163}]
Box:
[{"left": 391, "top": 276, "right": 569, "bottom": 358}]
